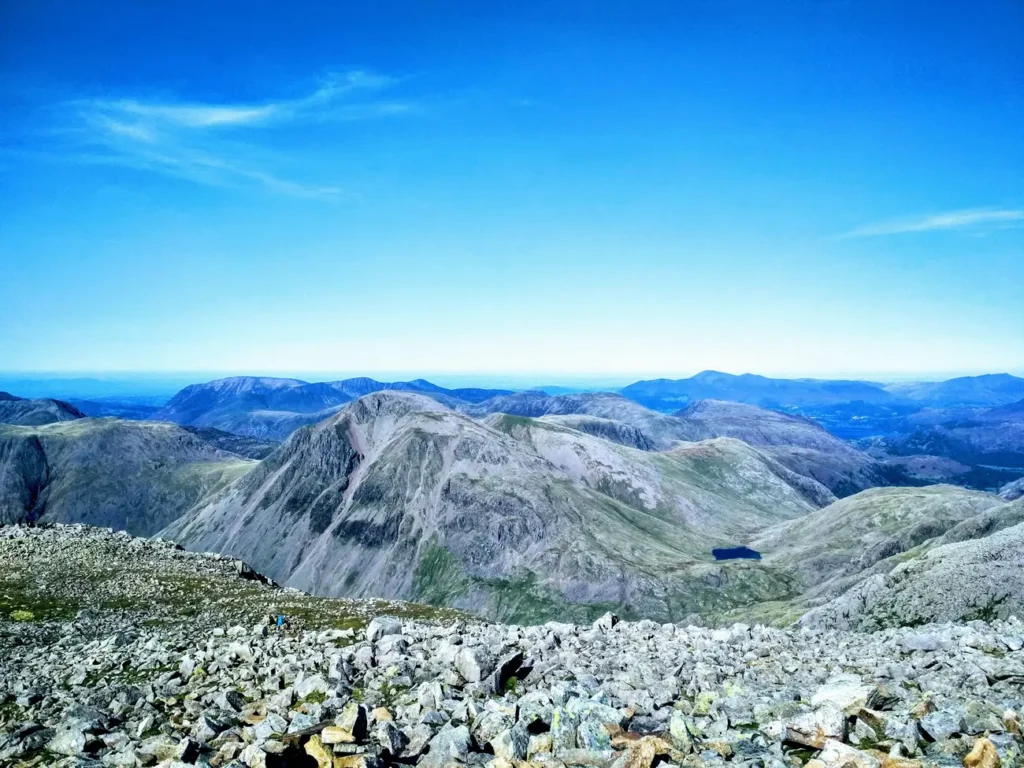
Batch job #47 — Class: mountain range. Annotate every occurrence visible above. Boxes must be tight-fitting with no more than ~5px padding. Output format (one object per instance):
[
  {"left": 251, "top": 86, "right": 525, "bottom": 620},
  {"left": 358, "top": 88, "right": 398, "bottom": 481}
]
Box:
[
  {"left": 163, "top": 391, "right": 822, "bottom": 622},
  {"left": 161, "top": 391, "right": 1024, "bottom": 625},
  {"left": 151, "top": 376, "right": 514, "bottom": 440},
  {"left": 2, "top": 370, "right": 1024, "bottom": 626},
  {"left": 621, "top": 370, "right": 1024, "bottom": 411}
]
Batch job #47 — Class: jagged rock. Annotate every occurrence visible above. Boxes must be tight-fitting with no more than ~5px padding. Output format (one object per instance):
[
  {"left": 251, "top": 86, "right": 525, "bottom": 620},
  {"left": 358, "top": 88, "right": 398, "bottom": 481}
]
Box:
[
  {"left": 812, "top": 673, "right": 873, "bottom": 713},
  {"left": 668, "top": 711, "right": 694, "bottom": 753},
  {"left": 420, "top": 724, "right": 471, "bottom": 767},
  {"left": 490, "top": 725, "right": 529, "bottom": 761},
  {"left": 304, "top": 734, "right": 334, "bottom": 768},
  {"left": 920, "top": 709, "right": 964, "bottom": 741},
  {"left": 785, "top": 704, "right": 846, "bottom": 748},
  {"left": 813, "top": 739, "right": 881, "bottom": 768},
  {"left": 295, "top": 674, "right": 331, "bottom": 700},
  {"left": 455, "top": 647, "right": 492, "bottom": 684},
  {"left": 373, "top": 721, "right": 408, "bottom": 756},
  {"left": 335, "top": 702, "right": 368, "bottom": 741},
  {"left": 366, "top": 616, "right": 402, "bottom": 642},
  {"left": 176, "top": 736, "right": 201, "bottom": 763},
  {"left": 47, "top": 724, "right": 89, "bottom": 756}
]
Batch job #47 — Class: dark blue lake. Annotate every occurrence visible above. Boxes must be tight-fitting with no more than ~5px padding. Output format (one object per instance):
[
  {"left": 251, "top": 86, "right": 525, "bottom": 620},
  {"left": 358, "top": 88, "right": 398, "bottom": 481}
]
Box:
[{"left": 712, "top": 546, "right": 761, "bottom": 561}]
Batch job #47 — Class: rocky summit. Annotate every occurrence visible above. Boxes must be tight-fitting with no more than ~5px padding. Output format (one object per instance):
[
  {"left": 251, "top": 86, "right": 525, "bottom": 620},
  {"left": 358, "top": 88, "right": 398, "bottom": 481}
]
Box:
[{"left": 2, "top": 525, "right": 1023, "bottom": 768}]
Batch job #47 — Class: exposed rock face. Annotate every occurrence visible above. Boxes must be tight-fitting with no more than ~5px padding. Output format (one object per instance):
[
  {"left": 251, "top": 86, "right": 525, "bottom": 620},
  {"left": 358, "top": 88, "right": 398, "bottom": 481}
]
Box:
[
  {"left": 801, "top": 497, "right": 1024, "bottom": 630},
  {"left": 0, "top": 419, "right": 255, "bottom": 535},
  {"left": 3, "top": 525, "right": 1023, "bottom": 768},
  {"left": 474, "top": 397, "right": 904, "bottom": 498},
  {"left": 673, "top": 400, "right": 902, "bottom": 497},
  {"left": 0, "top": 391, "right": 84, "bottom": 426},
  {"left": 484, "top": 411, "right": 835, "bottom": 513},
  {"left": 165, "top": 392, "right": 824, "bottom": 623}
]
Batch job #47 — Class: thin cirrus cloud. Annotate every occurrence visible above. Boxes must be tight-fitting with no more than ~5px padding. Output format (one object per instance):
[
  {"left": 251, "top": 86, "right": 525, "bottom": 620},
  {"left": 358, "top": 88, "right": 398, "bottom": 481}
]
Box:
[
  {"left": 841, "top": 208, "right": 1024, "bottom": 238},
  {"left": 65, "top": 71, "right": 412, "bottom": 199}
]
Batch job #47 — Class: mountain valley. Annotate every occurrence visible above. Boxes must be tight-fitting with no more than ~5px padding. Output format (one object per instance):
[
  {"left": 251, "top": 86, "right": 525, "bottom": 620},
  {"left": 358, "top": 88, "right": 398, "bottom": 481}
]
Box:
[{"left": 0, "top": 371, "right": 1021, "bottom": 628}]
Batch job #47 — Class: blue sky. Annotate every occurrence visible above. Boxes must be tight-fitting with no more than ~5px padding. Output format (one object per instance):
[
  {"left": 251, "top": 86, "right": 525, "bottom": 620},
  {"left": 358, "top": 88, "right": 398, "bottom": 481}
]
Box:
[{"left": 2, "top": 0, "right": 1022, "bottom": 379}]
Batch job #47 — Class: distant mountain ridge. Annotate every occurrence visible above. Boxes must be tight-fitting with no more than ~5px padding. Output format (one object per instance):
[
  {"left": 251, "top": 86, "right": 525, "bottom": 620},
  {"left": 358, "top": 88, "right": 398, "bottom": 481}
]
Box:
[
  {"left": 672, "top": 399, "right": 905, "bottom": 496},
  {"left": 885, "top": 373, "right": 1024, "bottom": 407},
  {"left": 0, "top": 391, "right": 85, "bottom": 426},
  {"left": 620, "top": 370, "right": 894, "bottom": 411},
  {"left": 153, "top": 376, "right": 515, "bottom": 439},
  {"left": 620, "top": 370, "right": 1024, "bottom": 412}
]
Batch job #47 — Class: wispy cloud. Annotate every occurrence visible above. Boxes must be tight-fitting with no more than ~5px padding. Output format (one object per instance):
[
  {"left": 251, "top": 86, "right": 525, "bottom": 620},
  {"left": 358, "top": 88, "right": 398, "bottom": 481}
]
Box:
[
  {"left": 841, "top": 208, "right": 1024, "bottom": 238},
  {"left": 62, "top": 71, "right": 410, "bottom": 199}
]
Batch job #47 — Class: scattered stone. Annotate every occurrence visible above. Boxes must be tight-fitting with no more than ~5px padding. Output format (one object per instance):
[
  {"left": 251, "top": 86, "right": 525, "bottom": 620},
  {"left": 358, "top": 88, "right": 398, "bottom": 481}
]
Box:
[
  {"left": 963, "top": 737, "right": 999, "bottom": 768},
  {"left": 2, "top": 525, "right": 1023, "bottom": 768}
]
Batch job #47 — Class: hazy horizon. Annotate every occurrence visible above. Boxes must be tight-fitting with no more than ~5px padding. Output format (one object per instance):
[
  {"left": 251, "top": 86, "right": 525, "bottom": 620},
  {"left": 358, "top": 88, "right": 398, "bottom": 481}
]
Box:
[{"left": 3, "top": 367, "right": 1023, "bottom": 392}]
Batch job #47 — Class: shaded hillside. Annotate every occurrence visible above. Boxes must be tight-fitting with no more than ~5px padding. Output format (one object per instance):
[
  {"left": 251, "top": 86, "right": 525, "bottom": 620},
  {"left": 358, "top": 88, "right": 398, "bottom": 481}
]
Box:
[
  {"left": 181, "top": 426, "right": 279, "bottom": 459},
  {"left": 673, "top": 399, "right": 903, "bottom": 496},
  {"left": 0, "top": 419, "right": 255, "bottom": 535},
  {"left": 66, "top": 395, "right": 164, "bottom": 420},
  {"left": 619, "top": 370, "right": 893, "bottom": 412},
  {"left": 165, "top": 392, "right": 825, "bottom": 623},
  {"left": 0, "top": 392, "right": 84, "bottom": 426},
  {"left": 537, "top": 414, "right": 657, "bottom": 450}
]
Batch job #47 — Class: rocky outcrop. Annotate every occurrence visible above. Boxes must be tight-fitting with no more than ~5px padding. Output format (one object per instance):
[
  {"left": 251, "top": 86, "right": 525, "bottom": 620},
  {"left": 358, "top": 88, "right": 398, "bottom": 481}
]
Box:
[
  {"left": 801, "top": 497, "right": 1024, "bottom": 630},
  {"left": 3, "top": 525, "right": 1022, "bottom": 768},
  {"left": 165, "top": 392, "right": 825, "bottom": 623}
]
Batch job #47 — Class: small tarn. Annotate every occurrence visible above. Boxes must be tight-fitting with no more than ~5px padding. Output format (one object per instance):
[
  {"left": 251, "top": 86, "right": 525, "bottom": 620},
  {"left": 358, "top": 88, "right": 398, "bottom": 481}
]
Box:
[{"left": 712, "top": 546, "right": 761, "bottom": 561}]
